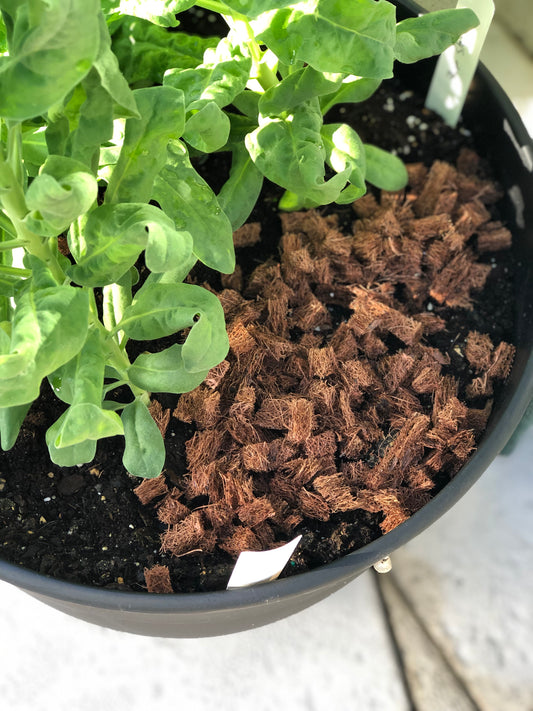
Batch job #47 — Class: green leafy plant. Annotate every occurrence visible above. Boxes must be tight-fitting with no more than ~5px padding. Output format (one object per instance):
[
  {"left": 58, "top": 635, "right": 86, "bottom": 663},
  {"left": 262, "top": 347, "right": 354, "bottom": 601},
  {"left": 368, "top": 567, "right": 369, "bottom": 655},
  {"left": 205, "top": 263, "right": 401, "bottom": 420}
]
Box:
[{"left": 0, "top": 0, "right": 477, "bottom": 478}]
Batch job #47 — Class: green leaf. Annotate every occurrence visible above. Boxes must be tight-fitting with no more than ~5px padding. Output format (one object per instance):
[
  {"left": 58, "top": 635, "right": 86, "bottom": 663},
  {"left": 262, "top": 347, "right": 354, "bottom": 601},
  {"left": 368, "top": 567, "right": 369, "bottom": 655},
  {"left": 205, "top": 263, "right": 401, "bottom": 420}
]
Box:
[
  {"left": 68, "top": 203, "right": 192, "bottom": 287},
  {"left": 46, "top": 327, "right": 123, "bottom": 458},
  {"left": 0, "top": 0, "right": 101, "bottom": 120},
  {"left": 111, "top": 16, "right": 217, "bottom": 86},
  {"left": 0, "top": 402, "right": 31, "bottom": 450},
  {"left": 278, "top": 190, "right": 320, "bottom": 211},
  {"left": 232, "top": 90, "right": 261, "bottom": 120},
  {"left": 118, "top": 282, "right": 229, "bottom": 372},
  {"left": 48, "top": 403, "right": 124, "bottom": 449},
  {"left": 153, "top": 140, "right": 235, "bottom": 273},
  {"left": 121, "top": 399, "right": 165, "bottom": 478},
  {"left": 218, "top": 144, "right": 264, "bottom": 230},
  {"left": 363, "top": 144, "right": 408, "bottom": 191},
  {"left": 68, "top": 69, "right": 114, "bottom": 171},
  {"left": 321, "top": 123, "right": 367, "bottom": 204},
  {"left": 394, "top": 8, "right": 479, "bottom": 64},
  {"left": 102, "top": 281, "right": 132, "bottom": 340},
  {"left": 128, "top": 343, "right": 209, "bottom": 394},
  {"left": 142, "top": 255, "right": 198, "bottom": 290},
  {"left": 45, "top": 104, "right": 75, "bottom": 159},
  {"left": 0, "top": 13, "right": 7, "bottom": 55},
  {"left": 105, "top": 85, "right": 186, "bottom": 205},
  {"left": 103, "top": 0, "right": 196, "bottom": 27},
  {"left": 246, "top": 100, "right": 350, "bottom": 205},
  {"left": 259, "top": 67, "right": 342, "bottom": 117},
  {"left": 223, "top": 0, "right": 295, "bottom": 18},
  {"left": 145, "top": 225, "right": 193, "bottom": 275},
  {"left": 0, "top": 279, "right": 89, "bottom": 407},
  {"left": 93, "top": 11, "right": 139, "bottom": 118},
  {"left": 163, "top": 39, "right": 252, "bottom": 111},
  {"left": 320, "top": 77, "right": 381, "bottom": 114},
  {"left": 0, "top": 271, "right": 23, "bottom": 298},
  {"left": 48, "top": 327, "right": 106, "bottom": 406},
  {"left": 45, "top": 433, "right": 97, "bottom": 467},
  {"left": 23, "top": 156, "right": 98, "bottom": 237},
  {"left": 183, "top": 101, "right": 231, "bottom": 153},
  {"left": 254, "top": 0, "right": 396, "bottom": 79},
  {"left": 21, "top": 125, "right": 49, "bottom": 175}
]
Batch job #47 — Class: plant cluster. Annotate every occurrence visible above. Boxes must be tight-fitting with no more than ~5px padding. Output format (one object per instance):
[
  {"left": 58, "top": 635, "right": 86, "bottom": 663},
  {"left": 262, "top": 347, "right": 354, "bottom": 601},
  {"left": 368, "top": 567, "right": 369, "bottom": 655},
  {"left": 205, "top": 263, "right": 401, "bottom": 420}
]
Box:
[{"left": 0, "top": 0, "right": 477, "bottom": 478}]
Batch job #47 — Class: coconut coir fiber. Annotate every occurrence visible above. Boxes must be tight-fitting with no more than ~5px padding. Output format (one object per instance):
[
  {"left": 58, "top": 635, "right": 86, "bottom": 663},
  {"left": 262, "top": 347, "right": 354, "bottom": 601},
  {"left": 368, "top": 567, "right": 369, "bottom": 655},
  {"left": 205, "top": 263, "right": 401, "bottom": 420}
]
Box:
[
  {"left": 0, "top": 149, "right": 516, "bottom": 594},
  {"left": 132, "top": 150, "right": 515, "bottom": 593}
]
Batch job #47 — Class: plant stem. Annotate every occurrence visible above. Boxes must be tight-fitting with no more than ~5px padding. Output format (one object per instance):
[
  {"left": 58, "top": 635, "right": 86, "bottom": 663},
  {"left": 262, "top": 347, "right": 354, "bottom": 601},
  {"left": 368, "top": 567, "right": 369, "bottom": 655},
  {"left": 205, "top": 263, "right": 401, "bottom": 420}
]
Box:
[
  {"left": 0, "top": 263, "right": 31, "bottom": 277},
  {"left": 88, "top": 290, "right": 148, "bottom": 403},
  {"left": 0, "top": 132, "right": 66, "bottom": 284},
  {"left": 0, "top": 238, "right": 26, "bottom": 251},
  {"left": 0, "top": 210, "right": 17, "bottom": 238},
  {"left": 6, "top": 121, "right": 24, "bottom": 187}
]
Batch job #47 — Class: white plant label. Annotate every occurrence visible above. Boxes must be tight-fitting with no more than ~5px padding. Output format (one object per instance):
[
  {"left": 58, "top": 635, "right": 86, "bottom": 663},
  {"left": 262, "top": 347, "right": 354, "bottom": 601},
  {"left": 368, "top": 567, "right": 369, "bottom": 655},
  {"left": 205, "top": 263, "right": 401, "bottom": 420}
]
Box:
[
  {"left": 425, "top": 0, "right": 495, "bottom": 127},
  {"left": 226, "top": 535, "right": 302, "bottom": 589}
]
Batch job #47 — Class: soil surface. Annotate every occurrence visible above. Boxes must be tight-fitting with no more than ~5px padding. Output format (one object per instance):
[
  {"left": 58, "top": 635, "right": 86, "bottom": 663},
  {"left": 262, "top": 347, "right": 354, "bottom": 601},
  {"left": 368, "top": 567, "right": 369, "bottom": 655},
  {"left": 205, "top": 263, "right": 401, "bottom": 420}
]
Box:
[{"left": 0, "top": 78, "right": 517, "bottom": 594}]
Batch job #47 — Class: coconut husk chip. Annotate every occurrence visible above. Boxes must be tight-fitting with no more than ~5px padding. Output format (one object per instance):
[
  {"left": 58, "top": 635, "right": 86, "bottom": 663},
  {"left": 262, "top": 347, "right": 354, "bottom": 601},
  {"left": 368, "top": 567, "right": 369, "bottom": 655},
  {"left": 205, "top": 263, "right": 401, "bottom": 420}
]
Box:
[{"left": 138, "top": 151, "right": 515, "bottom": 588}]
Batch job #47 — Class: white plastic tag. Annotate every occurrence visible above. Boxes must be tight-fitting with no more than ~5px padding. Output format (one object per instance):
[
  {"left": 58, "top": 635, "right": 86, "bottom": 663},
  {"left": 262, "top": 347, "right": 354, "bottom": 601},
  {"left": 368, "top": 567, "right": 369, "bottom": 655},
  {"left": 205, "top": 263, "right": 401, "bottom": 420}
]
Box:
[
  {"left": 226, "top": 535, "right": 302, "bottom": 589},
  {"left": 425, "top": 0, "right": 495, "bottom": 127}
]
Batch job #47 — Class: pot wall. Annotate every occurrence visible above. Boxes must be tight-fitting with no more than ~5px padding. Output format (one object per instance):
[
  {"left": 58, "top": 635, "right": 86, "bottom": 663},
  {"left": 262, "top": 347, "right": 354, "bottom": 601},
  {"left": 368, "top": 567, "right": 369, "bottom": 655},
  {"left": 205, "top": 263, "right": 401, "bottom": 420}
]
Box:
[{"left": 1, "top": 0, "right": 533, "bottom": 637}]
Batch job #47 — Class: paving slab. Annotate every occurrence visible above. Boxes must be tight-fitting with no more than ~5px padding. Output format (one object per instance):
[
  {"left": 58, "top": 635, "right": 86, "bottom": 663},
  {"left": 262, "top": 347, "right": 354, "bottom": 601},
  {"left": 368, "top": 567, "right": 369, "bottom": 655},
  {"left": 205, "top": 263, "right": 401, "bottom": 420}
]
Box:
[
  {"left": 378, "top": 572, "right": 479, "bottom": 711},
  {"left": 0, "top": 571, "right": 409, "bottom": 711},
  {"left": 390, "top": 432, "right": 533, "bottom": 711}
]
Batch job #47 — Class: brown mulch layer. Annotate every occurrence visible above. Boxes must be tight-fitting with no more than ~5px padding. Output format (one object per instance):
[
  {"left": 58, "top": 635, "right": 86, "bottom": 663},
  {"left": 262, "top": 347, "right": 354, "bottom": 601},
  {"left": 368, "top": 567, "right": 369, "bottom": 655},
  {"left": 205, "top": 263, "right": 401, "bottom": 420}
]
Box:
[
  {"left": 136, "top": 149, "right": 515, "bottom": 587},
  {"left": 0, "top": 72, "right": 519, "bottom": 593}
]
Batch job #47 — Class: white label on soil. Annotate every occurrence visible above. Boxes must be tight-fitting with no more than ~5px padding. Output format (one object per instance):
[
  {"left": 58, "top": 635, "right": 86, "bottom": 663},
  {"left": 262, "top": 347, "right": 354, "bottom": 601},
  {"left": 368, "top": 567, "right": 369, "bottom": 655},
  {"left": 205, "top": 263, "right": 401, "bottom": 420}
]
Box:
[
  {"left": 226, "top": 535, "right": 302, "bottom": 589},
  {"left": 425, "top": 0, "right": 495, "bottom": 127}
]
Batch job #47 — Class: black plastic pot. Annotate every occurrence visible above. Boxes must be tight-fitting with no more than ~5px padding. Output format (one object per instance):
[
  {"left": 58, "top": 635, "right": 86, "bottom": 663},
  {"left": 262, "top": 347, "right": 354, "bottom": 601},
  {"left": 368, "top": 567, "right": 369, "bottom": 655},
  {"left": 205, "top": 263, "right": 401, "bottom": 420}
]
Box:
[{"left": 1, "top": 0, "right": 533, "bottom": 637}]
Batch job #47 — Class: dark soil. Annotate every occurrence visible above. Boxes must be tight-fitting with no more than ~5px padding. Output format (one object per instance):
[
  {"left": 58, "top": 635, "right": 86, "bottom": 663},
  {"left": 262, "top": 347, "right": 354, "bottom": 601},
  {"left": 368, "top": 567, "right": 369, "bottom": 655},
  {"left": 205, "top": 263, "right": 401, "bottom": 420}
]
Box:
[{"left": 0, "top": 79, "right": 517, "bottom": 594}]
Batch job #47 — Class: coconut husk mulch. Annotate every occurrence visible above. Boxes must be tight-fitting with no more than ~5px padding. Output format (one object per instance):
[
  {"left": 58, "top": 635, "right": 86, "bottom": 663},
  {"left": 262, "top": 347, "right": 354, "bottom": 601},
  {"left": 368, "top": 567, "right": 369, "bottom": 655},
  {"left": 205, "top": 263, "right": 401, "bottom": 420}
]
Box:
[{"left": 137, "top": 149, "right": 515, "bottom": 592}]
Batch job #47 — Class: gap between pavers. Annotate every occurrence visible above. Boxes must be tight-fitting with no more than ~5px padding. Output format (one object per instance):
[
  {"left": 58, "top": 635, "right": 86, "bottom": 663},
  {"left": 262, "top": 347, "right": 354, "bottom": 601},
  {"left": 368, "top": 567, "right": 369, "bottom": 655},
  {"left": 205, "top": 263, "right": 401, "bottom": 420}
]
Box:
[{"left": 387, "top": 434, "right": 533, "bottom": 711}]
